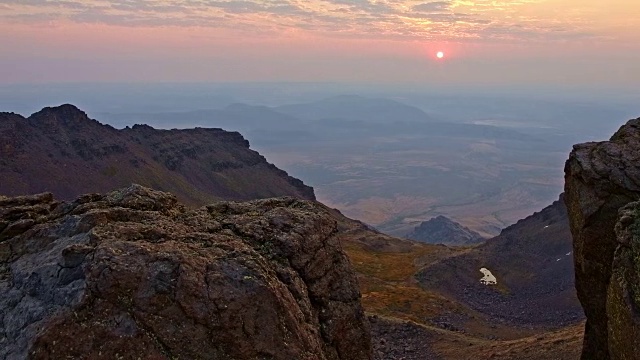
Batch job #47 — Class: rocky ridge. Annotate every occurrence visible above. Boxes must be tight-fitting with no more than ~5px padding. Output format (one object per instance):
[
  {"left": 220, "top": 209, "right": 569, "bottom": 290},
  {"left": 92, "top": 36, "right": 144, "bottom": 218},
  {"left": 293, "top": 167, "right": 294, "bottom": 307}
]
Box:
[
  {"left": 564, "top": 117, "right": 640, "bottom": 359},
  {"left": 0, "top": 185, "right": 371, "bottom": 359},
  {"left": 0, "top": 104, "right": 315, "bottom": 205},
  {"left": 406, "top": 215, "right": 484, "bottom": 246}
]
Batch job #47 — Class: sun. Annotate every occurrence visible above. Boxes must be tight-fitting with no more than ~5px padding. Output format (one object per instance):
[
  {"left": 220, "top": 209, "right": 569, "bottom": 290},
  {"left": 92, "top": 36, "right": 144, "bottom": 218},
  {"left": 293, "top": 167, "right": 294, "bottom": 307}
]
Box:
[{"left": 436, "top": 51, "right": 444, "bottom": 59}]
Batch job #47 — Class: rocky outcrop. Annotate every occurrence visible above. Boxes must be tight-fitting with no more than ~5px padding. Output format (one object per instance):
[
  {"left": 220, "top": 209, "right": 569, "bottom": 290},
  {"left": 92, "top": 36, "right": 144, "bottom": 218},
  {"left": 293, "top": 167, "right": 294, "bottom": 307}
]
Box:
[
  {"left": 0, "top": 185, "right": 371, "bottom": 360},
  {"left": 0, "top": 105, "right": 315, "bottom": 205},
  {"left": 406, "top": 215, "right": 484, "bottom": 246},
  {"left": 608, "top": 202, "right": 640, "bottom": 359},
  {"left": 564, "top": 117, "right": 640, "bottom": 359}
]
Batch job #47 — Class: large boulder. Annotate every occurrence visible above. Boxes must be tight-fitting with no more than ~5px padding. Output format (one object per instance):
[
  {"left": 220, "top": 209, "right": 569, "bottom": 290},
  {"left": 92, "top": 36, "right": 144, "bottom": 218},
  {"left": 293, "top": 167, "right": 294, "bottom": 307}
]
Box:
[
  {"left": 0, "top": 185, "right": 371, "bottom": 360},
  {"left": 564, "top": 117, "right": 640, "bottom": 359}
]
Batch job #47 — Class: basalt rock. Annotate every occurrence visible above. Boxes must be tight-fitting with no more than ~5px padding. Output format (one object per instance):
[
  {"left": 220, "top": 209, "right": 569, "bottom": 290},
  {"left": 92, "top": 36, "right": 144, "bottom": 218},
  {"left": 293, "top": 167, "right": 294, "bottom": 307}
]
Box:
[
  {"left": 564, "top": 117, "right": 640, "bottom": 359},
  {"left": 0, "top": 185, "right": 371, "bottom": 360},
  {"left": 608, "top": 202, "right": 640, "bottom": 359}
]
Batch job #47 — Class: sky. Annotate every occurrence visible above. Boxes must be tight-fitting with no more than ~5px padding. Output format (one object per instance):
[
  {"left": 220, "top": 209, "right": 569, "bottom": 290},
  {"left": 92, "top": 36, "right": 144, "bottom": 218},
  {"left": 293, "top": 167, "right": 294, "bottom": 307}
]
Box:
[{"left": 1, "top": 0, "right": 639, "bottom": 88}]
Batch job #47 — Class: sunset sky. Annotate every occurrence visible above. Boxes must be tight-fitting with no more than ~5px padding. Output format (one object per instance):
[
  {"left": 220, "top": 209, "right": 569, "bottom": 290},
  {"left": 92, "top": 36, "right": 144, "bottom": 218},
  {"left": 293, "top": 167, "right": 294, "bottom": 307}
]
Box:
[{"left": 1, "top": 0, "right": 639, "bottom": 87}]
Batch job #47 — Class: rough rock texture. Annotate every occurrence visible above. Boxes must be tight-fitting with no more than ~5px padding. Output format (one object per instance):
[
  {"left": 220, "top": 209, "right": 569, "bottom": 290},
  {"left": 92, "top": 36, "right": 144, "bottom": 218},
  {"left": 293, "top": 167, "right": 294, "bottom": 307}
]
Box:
[
  {"left": 406, "top": 215, "right": 484, "bottom": 246},
  {"left": 608, "top": 202, "right": 640, "bottom": 359},
  {"left": 0, "top": 105, "right": 315, "bottom": 205},
  {"left": 0, "top": 185, "right": 371, "bottom": 360},
  {"left": 564, "top": 117, "right": 640, "bottom": 359}
]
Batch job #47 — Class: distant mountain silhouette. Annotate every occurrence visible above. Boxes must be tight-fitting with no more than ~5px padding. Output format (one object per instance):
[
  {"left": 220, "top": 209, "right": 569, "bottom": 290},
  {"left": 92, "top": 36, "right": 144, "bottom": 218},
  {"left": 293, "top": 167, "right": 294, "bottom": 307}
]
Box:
[
  {"left": 407, "top": 215, "right": 485, "bottom": 246},
  {"left": 97, "top": 103, "right": 300, "bottom": 132},
  {"left": 275, "top": 95, "right": 434, "bottom": 123},
  {"left": 0, "top": 104, "right": 315, "bottom": 204}
]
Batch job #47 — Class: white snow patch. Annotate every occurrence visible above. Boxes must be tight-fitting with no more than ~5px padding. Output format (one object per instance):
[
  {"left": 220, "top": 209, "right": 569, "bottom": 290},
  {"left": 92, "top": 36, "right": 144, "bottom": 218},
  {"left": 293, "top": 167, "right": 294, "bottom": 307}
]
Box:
[
  {"left": 566, "top": 252, "right": 572, "bottom": 256},
  {"left": 480, "top": 268, "right": 497, "bottom": 285},
  {"left": 556, "top": 258, "right": 561, "bottom": 262},
  {"left": 544, "top": 225, "right": 549, "bottom": 229}
]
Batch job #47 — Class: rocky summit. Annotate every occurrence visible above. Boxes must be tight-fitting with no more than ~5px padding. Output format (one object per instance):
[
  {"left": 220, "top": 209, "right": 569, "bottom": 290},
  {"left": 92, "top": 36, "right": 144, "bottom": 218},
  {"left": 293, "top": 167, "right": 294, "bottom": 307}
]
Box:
[
  {"left": 565, "top": 117, "right": 640, "bottom": 359},
  {"left": 0, "top": 104, "right": 315, "bottom": 205},
  {"left": 406, "top": 215, "right": 484, "bottom": 246},
  {"left": 0, "top": 185, "right": 371, "bottom": 360}
]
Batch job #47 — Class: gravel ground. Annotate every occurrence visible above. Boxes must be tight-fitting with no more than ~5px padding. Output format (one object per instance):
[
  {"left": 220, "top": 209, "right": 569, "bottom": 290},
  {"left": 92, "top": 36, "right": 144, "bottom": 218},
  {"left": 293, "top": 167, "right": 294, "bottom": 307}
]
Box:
[{"left": 369, "top": 315, "right": 441, "bottom": 360}]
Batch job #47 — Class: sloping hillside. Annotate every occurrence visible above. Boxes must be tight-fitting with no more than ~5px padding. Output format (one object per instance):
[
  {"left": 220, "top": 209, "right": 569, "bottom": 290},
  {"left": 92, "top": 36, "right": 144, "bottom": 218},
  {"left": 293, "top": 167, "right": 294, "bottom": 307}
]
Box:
[
  {"left": 0, "top": 104, "right": 314, "bottom": 204},
  {"left": 416, "top": 196, "right": 582, "bottom": 329}
]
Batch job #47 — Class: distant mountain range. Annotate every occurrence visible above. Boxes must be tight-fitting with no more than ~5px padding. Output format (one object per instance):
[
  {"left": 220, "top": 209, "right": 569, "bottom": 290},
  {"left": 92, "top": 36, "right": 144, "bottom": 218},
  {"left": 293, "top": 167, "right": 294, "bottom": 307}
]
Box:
[
  {"left": 406, "top": 215, "right": 485, "bottom": 246},
  {"left": 96, "top": 95, "right": 555, "bottom": 238},
  {"left": 274, "top": 95, "right": 434, "bottom": 123},
  {"left": 0, "top": 104, "right": 314, "bottom": 205}
]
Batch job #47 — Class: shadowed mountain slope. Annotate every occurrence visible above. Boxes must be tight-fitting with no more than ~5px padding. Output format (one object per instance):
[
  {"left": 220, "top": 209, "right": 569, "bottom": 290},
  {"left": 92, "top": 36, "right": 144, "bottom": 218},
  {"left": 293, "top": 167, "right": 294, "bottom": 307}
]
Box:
[
  {"left": 416, "top": 196, "right": 583, "bottom": 329},
  {"left": 0, "top": 104, "right": 314, "bottom": 205}
]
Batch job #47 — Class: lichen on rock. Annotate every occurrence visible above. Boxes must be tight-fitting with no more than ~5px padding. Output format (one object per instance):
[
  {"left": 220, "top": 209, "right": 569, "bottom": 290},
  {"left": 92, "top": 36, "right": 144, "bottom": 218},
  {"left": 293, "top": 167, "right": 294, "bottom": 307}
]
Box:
[
  {"left": 607, "top": 202, "right": 640, "bottom": 359},
  {"left": 0, "top": 184, "right": 372, "bottom": 360}
]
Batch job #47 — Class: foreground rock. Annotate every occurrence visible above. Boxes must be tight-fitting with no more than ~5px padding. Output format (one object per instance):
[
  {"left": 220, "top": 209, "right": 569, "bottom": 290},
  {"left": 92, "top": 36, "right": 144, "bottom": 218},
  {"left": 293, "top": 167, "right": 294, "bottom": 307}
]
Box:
[
  {"left": 564, "top": 117, "right": 640, "bottom": 359},
  {"left": 0, "top": 185, "right": 371, "bottom": 360},
  {"left": 608, "top": 202, "right": 640, "bottom": 359}
]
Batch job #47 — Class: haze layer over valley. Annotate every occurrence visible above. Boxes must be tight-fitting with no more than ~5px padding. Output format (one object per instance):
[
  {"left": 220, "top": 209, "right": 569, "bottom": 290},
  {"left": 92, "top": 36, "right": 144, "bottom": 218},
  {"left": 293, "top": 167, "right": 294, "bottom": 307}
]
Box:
[{"left": 3, "top": 83, "right": 637, "bottom": 237}]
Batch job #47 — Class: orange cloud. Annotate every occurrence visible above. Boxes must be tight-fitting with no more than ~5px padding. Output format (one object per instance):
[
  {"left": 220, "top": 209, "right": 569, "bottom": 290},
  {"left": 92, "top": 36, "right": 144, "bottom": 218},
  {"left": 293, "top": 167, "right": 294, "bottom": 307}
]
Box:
[{"left": 1, "top": 0, "right": 636, "bottom": 43}]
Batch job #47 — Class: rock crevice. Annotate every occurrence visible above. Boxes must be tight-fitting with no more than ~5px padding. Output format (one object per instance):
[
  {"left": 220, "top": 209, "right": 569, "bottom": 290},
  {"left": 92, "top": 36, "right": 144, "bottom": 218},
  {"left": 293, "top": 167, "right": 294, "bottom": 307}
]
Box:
[
  {"left": 0, "top": 185, "right": 371, "bottom": 360},
  {"left": 565, "top": 117, "right": 640, "bottom": 359}
]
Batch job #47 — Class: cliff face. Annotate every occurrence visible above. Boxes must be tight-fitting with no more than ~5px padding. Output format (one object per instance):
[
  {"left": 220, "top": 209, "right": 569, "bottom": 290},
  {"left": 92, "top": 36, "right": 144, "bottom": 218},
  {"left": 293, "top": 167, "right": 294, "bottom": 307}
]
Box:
[
  {"left": 406, "top": 215, "right": 484, "bottom": 246},
  {"left": 0, "top": 185, "right": 370, "bottom": 360},
  {"left": 608, "top": 202, "right": 640, "bottom": 359},
  {"left": 0, "top": 105, "right": 315, "bottom": 205},
  {"left": 564, "top": 117, "right": 640, "bottom": 359}
]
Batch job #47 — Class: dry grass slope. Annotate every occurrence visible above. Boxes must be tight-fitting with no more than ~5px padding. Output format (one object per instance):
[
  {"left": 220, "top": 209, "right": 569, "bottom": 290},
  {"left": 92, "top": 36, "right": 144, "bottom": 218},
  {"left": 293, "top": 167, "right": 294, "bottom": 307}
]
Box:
[{"left": 336, "top": 209, "right": 583, "bottom": 359}]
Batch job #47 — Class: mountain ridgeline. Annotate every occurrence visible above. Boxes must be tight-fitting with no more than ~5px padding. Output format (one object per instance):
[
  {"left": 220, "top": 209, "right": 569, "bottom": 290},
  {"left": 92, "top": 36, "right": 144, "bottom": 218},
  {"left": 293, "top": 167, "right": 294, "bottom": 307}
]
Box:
[{"left": 0, "top": 104, "right": 315, "bottom": 205}]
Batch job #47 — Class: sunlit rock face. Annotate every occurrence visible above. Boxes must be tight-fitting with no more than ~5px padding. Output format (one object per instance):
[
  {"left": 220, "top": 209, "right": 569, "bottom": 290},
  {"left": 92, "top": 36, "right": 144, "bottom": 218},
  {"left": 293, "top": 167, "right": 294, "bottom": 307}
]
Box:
[
  {"left": 0, "top": 185, "right": 372, "bottom": 360},
  {"left": 479, "top": 268, "right": 497, "bottom": 285},
  {"left": 564, "top": 117, "right": 640, "bottom": 359}
]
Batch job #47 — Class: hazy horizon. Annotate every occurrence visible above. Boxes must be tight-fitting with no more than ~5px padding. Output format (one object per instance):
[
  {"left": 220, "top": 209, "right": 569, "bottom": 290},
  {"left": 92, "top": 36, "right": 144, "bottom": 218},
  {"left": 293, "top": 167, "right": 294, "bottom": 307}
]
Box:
[
  {"left": 1, "top": 81, "right": 639, "bottom": 117},
  {"left": 1, "top": 1, "right": 639, "bottom": 88}
]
